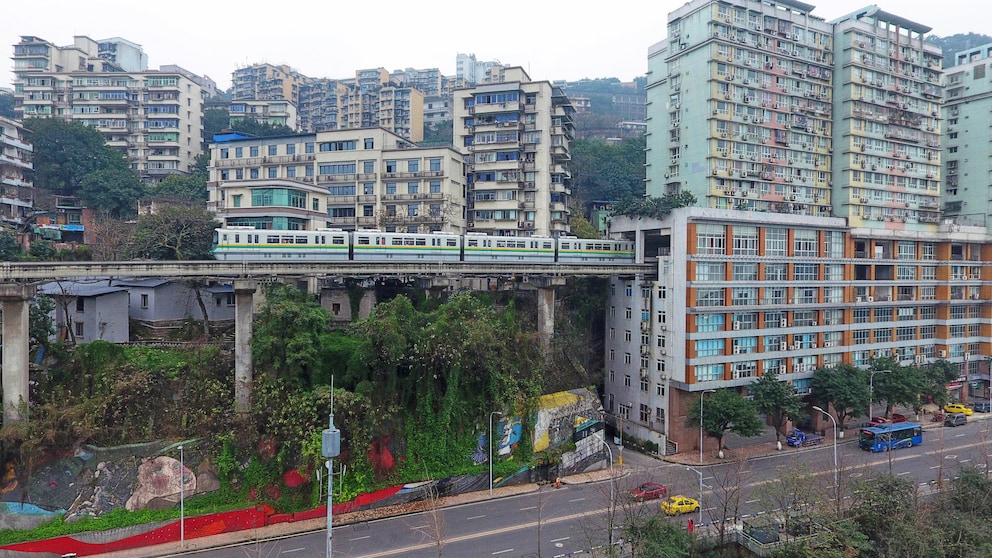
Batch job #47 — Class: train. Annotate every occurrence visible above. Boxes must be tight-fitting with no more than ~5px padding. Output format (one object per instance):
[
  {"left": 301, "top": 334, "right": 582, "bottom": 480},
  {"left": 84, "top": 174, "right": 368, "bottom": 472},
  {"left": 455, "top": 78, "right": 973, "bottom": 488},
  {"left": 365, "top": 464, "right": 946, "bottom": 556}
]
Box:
[{"left": 211, "top": 227, "right": 636, "bottom": 264}]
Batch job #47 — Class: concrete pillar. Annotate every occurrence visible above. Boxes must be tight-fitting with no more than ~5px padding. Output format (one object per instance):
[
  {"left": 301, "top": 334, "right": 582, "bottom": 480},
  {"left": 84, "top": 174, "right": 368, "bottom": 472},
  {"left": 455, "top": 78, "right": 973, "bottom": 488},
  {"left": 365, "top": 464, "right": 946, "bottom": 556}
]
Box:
[
  {"left": 532, "top": 277, "right": 566, "bottom": 348},
  {"left": 0, "top": 284, "right": 35, "bottom": 424},
  {"left": 233, "top": 280, "right": 257, "bottom": 414}
]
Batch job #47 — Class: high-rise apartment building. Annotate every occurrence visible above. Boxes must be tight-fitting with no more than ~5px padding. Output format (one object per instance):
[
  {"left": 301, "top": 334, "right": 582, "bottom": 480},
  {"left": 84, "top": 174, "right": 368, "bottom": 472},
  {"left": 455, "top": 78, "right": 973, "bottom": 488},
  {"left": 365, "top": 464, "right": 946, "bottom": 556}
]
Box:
[
  {"left": 613, "top": 0, "right": 963, "bottom": 457},
  {"left": 0, "top": 116, "right": 34, "bottom": 227},
  {"left": 941, "top": 43, "right": 992, "bottom": 226},
  {"left": 453, "top": 67, "right": 574, "bottom": 237},
  {"left": 646, "top": 1, "right": 942, "bottom": 229},
  {"left": 231, "top": 63, "right": 306, "bottom": 104},
  {"left": 604, "top": 208, "right": 989, "bottom": 455},
  {"left": 456, "top": 53, "right": 502, "bottom": 86},
  {"left": 831, "top": 6, "right": 943, "bottom": 227},
  {"left": 229, "top": 99, "right": 299, "bottom": 130},
  {"left": 207, "top": 128, "right": 467, "bottom": 233},
  {"left": 12, "top": 35, "right": 204, "bottom": 183}
]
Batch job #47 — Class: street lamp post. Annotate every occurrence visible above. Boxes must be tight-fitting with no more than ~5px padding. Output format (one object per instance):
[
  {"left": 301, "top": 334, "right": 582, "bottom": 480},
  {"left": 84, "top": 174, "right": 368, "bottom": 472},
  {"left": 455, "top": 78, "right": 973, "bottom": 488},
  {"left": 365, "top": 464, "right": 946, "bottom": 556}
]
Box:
[
  {"left": 812, "top": 406, "right": 838, "bottom": 488},
  {"left": 869, "top": 370, "right": 888, "bottom": 422},
  {"left": 686, "top": 466, "right": 705, "bottom": 525},
  {"left": 489, "top": 411, "right": 503, "bottom": 496},
  {"left": 178, "top": 445, "right": 184, "bottom": 548},
  {"left": 699, "top": 389, "right": 716, "bottom": 464},
  {"left": 601, "top": 439, "right": 615, "bottom": 546}
]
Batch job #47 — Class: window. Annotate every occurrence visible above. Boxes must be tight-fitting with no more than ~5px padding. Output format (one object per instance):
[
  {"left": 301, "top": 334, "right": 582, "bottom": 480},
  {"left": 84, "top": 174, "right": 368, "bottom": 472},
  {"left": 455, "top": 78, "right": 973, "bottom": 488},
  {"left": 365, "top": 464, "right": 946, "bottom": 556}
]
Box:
[
  {"left": 639, "top": 404, "right": 650, "bottom": 422},
  {"left": 250, "top": 168, "right": 260, "bottom": 179},
  {"left": 696, "top": 224, "right": 726, "bottom": 254},
  {"left": 408, "top": 182, "right": 419, "bottom": 194},
  {"left": 76, "top": 298, "right": 85, "bottom": 312},
  {"left": 430, "top": 181, "right": 441, "bottom": 193},
  {"left": 794, "top": 264, "right": 819, "bottom": 281},
  {"left": 695, "top": 364, "right": 723, "bottom": 382},
  {"left": 364, "top": 138, "right": 374, "bottom": 149},
  {"left": 408, "top": 160, "right": 419, "bottom": 172},
  {"left": 250, "top": 146, "right": 259, "bottom": 157},
  {"left": 696, "top": 288, "right": 725, "bottom": 307},
  {"left": 624, "top": 375, "right": 632, "bottom": 387},
  {"left": 286, "top": 143, "right": 296, "bottom": 155},
  {"left": 793, "top": 229, "right": 817, "bottom": 257},
  {"left": 140, "top": 294, "right": 149, "bottom": 308},
  {"left": 765, "top": 227, "right": 787, "bottom": 256},
  {"left": 695, "top": 338, "right": 724, "bottom": 357},
  {"left": 695, "top": 313, "right": 724, "bottom": 333},
  {"left": 267, "top": 167, "right": 277, "bottom": 178},
  {"left": 732, "top": 263, "right": 758, "bottom": 281},
  {"left": 287, "top": 166, "right": 296, "bottom": 178},
  {"left": 268, "top": 145, "right": 277, "bottom": 156},
  {"left": 320, "top": 140, "right": 357, "bottom": 151},
  {"left": 732, "top": 287, "right": 757, "bottom": 305},
  {"left": 75, "top": 322, "right": 84, "bottom": 337},
  {"left": 765, "top": 263, "right": 787, "bottom": 281},
  {"left": 696, "top": 262, "right": 725, "bottom": 281},
  {"left": 429, "top": 158, "right": 442, "bottom": 172},
  {"left": 732, "top": 225, "right": 758, "bottom": 255}
]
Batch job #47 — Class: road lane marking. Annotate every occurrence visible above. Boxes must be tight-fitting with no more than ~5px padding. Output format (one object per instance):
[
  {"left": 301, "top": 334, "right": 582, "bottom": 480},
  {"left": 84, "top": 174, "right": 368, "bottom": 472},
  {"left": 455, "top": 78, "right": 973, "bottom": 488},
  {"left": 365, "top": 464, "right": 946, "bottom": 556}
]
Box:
[
  {"left": 520, "top": 506, "right": 537, "bottom": 511},
  {"left": 745, "top": 499, "right": 760, "bottom": 504},
  {"left": 349, "top": 536, "right": 371, "bottom": 542},
  {"left": 467, "top": 515, "right": 485, "bottom": 520},
  {"left": 283, "top": 549, "right": 307, "bottom": 554},
  {"left": 409, "top": 525, "right": 427, "bottom": 530},
  {"left": 897, "top": 471, "right": 910, "bottom": 476},
  {"left": 492, "top": 549, "right": 514, "bottom": 555},
  {"left": 550, "top": 537, "right": 570, "bottom": 543},
  {"left": 568, "top": 498, "right": 586, "bottom": 503}
]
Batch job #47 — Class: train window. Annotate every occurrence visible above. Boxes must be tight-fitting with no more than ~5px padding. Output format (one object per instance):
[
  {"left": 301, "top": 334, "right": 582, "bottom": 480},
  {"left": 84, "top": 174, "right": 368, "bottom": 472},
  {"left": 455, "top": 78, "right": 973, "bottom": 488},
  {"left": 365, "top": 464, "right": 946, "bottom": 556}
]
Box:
[
  {"left": 467, "top": 239, "right": 479, "bottom": 247},
  {"left": 296, "top": 236, "right": 308, "bottom": 244},
  {"left": 357, "top": 237, "right": 370, "bottom": 245},
  {"left": 332, "top": 237, "right": 345, "bottom": 245},
  {"left": 392, "top": 238, "right": 404, "bottom": 246},
  {"left": 542, "top": 242, "right": 552, "bottom": 249},
  {"left": 266, "top": 236, "right": 280, "bottom": 244},
  {"left": 281, "top": 236, "right": 294, "bottom": 244},
  {"left": 561, "top": 242, "right": 571, "bottom": 249},
  {"left": 234, "top": 234, "right": 240, "bottom": 243},
  {"left": 496, "top": 240, "right": 507, "bottom": 248},
  {"left": 447, "top": 239, "right": 458, "bottom": 247},
  {"left": 405, "top": 239, "right": 416, "bottom": 246},
  {"left": 416, "top": 238, "right": 426, "bottom": 246}
]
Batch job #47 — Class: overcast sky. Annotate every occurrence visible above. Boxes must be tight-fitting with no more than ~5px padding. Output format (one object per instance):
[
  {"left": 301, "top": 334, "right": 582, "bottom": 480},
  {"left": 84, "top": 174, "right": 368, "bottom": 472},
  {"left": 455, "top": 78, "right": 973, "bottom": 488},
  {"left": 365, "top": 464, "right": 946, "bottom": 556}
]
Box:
[{"left": 3, "top": 0, "right": 988, "bottom": 93}]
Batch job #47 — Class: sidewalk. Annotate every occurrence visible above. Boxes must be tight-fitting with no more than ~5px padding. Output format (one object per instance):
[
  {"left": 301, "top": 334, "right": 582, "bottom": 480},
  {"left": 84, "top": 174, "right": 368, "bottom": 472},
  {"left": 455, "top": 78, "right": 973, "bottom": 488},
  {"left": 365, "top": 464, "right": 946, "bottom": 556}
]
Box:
[
  {"left": 662, "top": 407, "right": 992, "bottom": 467},
  {"left": 90, "top": 468, "right": 620, "bottom": 558}
]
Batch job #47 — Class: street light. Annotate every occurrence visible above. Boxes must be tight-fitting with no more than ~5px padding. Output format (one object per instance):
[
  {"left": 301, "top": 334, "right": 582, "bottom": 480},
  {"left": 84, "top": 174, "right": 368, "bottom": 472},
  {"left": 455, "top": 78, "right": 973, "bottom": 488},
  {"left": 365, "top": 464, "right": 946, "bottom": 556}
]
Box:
[
  {"left": 699, "top": 389, "right": 716, "bottom": 464},
  {"left": 601, "top": 438, "right": 615, "bottom": 547},
  {"left": 489, "top": 411, "right": 503, "bottom": 496},
  {"left": 686, "top": 466, "right": 705, "bottom": 525},
  {"left": 178, "top": 445, "right": 184, "bottom": 548},
  {"left": 812, "top": 406, "right": 838, "bottom": 488},
  {"left": 869, "top": 369, "right": 889, "bottom": 422}
]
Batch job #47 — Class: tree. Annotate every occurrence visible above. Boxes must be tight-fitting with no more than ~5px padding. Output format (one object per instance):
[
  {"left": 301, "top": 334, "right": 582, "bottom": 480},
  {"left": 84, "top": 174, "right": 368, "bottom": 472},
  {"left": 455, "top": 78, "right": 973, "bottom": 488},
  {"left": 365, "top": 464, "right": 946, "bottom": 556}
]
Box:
[
  {"left": 227, "top": 117, "right": 294, "bottom": 138},
  {"left": 23, "top": 118, "right": 130, "bottom": 198},
  {"left": 128, "top": 204, "right": 217, "bottom": 261},
  {"left": 252, "top": 283, "right": 334, "bottom": 389},
  {"left": 148, "top": 172, "right": 209, "bottom": 203},
  {"left": 0, "top": 228, "right": 21, "bottom": 260},
  {"left": 868, "top": 356, "right": 927, "bottom": 416},
  {"left": 811, "top": 364, "right": 869, "bottom": 430},
  {"left": 422, "top": 119, "right": 453, "bottom": 145},
  {"left": 611, "top": 190, "right": 697, "bottom": 220},
  {"left": 86, "top": 214, "right": 136, "bottom": 261},
  {"left": 624, "top": 515, "right": 691, "bottom": 558},
  {"left": 29, "top": 294, "right": 56, "bottom": 356},
  {"left": 570, "top": 137, "right": 646, "bottom": 204},
  {"left": 687, "top": 388, "right": 764, "bottom": 451},
  {"left": 922, "top": 359, "right": 960, "bottom": 407},
  {"left": 79, "top": 167, "right": 145, "bottom": 218},
  {"left": 750, "top": 371, "right": 805, "bottom": 441},
  {"left": 0, "top": 91, "right": 14, "bottom": 119},
  {"left": 567, "top": 215, "right": 600, "bottom": 239},
  {"left": 202, "top": 107, "right": 233, "bottom": 145}
]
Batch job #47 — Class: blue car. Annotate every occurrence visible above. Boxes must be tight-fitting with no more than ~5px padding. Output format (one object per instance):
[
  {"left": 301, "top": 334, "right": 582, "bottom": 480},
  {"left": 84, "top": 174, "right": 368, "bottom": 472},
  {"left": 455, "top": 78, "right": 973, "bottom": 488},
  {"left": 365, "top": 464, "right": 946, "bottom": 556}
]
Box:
[{"left": 974, "top": 402, "right": 991, "bottom": 413}]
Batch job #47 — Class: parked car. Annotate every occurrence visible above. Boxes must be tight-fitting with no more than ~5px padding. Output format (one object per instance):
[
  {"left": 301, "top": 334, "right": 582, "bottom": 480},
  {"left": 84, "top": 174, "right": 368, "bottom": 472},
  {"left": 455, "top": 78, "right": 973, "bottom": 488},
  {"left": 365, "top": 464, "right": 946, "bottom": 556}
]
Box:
[
  {"left": 944, "top": 413, "right": 967, "bottom": 427},
  {"left": 661, "top": 495, "right": 700, "bottom": 516},
  {"left": 889, "top": 413, "right": 907, "bottom": 423},
  {"left": 629, "top": 482, "right": 667, "bottom": 501},
  {"left": 974, "top": 402, "right": 991, "bottom": 413},
  {"left": 944, "top": 403, "right": 974, "bottom": 416}
]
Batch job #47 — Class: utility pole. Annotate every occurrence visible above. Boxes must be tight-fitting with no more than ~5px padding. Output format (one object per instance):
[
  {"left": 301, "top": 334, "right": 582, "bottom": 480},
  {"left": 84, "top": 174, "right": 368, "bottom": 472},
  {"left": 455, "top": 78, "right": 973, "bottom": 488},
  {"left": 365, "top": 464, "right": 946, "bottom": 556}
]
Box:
[{"left": 322, "top": 379, "right": 341, "bottom": 558}]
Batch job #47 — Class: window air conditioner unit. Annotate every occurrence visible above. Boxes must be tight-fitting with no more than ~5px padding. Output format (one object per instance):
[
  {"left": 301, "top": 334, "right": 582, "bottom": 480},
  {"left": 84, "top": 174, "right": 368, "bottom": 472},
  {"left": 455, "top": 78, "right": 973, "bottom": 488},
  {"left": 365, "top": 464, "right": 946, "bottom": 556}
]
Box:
[
  {"left": 733, "top": 321, "right": 741, "bottom": 330},
  {"left": 824, "top": 341, "right": 833, "bottom": 348},
  {"left": 661, "top": 324, "right": 668, "bottom": 331},
  {"left": 810, "top": 321, "right": 817, "bottom": 326},
  {"left": 810, "top": 343, "right": 817, "bottom": 349},
  {"left": 660, "top": 348, "right": 667, "bottom": 355},
  {"left": 939, "top": 350, "right": 947, "bottom": 358},
  {"left": 867, "top": 296, "right": 874, "bottom": 302},
  {"left": 780, "top": 319, "right": 788, "bottom": 327},
  {"left": 792, "top": 343, "right": 801, "bottom": 350},
  {"left": 733, "top": 346, "right": 742, "bottom": 354},
  {"left": 781, "top": 342, "right": 788, "bottom": 351}
]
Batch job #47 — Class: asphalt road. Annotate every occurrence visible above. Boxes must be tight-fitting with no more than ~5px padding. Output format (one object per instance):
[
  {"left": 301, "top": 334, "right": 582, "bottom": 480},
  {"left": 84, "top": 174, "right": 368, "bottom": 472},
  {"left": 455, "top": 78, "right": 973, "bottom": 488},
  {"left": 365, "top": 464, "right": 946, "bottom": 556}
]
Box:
[{"left": 178, "top": 419, "right": 992, "bottom": 557}]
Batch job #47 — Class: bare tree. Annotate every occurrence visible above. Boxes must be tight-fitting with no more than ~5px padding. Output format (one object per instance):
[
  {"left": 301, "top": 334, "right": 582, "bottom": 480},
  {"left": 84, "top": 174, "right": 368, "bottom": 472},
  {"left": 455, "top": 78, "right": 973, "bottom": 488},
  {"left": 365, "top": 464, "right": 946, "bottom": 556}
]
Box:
[
  {"left": 408, "top": 479, "right": 447, "bottom": 557},
  {"left": 86, "top": 212, "right": 136, "bottom": 261},
  {"left": 699, "top": 455, "right": 752, "bottom": 545}
]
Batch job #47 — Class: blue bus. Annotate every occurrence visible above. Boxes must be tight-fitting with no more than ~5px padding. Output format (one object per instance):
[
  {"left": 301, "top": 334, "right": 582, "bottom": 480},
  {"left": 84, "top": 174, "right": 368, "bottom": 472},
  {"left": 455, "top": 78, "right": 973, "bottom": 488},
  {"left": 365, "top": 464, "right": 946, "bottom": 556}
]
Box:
[{"left": 858, "top": 422, "right": 923, "bottom": 452}]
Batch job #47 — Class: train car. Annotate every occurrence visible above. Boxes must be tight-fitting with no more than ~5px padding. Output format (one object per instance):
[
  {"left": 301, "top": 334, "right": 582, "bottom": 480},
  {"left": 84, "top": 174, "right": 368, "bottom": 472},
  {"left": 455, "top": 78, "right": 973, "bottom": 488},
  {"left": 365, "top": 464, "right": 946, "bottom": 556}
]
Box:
[
  {"left": 462, "top": 233, "right": 556, "bottom": 263},
  {"left": 556, "top": 237, "right": 636, "bottom": 264},
  {"left": 212, "top": 227, "right": 350, "bottom": 261},
  {"left": 351, "top": 230, "right": 462, "bottom": 261}
]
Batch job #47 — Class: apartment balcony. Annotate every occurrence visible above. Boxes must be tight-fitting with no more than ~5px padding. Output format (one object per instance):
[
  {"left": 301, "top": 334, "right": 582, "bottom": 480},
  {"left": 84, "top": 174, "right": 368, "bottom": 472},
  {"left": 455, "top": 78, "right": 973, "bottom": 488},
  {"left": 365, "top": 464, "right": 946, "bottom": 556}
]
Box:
[
  {"left": 327, "top": 195, "right": 357, "bottom": 204},
  {"left": 317, "top": 174, "right": 357, "bottom": 183},
  {"left": 473, "top": 101, "right": 521, "bottom": 114},
  {"left": 1, "top": 175, "right": 31, "bottom": 188}
]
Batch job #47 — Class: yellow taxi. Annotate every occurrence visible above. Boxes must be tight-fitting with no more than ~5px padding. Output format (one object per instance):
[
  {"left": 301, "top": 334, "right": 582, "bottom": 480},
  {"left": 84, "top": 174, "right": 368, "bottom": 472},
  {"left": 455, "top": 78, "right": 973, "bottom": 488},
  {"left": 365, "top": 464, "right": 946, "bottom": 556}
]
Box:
[
  {"left": 661, "top": 495, "right": 700, "bottom": 516},
  {"left": 944, "top": 403, "right": 974, "bottom": 416}
]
